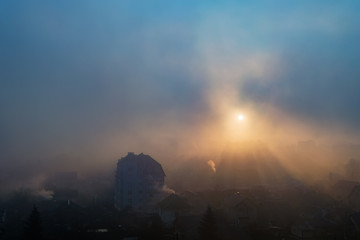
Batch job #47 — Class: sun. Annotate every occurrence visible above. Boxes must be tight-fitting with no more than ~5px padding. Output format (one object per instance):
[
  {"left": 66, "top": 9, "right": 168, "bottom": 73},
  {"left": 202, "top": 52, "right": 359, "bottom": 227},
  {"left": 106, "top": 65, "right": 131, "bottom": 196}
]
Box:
[{"left": 237, "top": 115, "right": 244, "bottom": 121}]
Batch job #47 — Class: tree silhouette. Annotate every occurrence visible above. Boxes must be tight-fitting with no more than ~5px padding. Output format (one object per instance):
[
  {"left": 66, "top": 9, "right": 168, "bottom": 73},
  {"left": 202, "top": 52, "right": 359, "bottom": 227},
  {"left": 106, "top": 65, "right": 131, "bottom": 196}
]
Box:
[
  {"left": 146, "top": 214, "right": 164, "bottom": 240},
  {"left": 24, "top": 205, "right": 42, "bottom": 240},
  {"left": 198, "top": 206, "right": 219, "bottom": 240}
]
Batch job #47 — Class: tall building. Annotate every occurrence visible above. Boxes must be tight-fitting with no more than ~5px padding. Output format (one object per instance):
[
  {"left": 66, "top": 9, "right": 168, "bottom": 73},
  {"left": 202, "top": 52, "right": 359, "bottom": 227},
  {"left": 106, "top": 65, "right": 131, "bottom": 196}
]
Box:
[{"left": 114, "top": 152, "right": 166, "bottom": 211}]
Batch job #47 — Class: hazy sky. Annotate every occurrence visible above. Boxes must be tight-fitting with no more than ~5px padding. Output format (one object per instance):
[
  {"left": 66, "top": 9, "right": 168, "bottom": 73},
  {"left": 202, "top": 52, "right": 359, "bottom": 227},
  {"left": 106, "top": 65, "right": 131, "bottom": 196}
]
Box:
[{"left": 1, "top": 1, "right": 360, "bottom": 170}]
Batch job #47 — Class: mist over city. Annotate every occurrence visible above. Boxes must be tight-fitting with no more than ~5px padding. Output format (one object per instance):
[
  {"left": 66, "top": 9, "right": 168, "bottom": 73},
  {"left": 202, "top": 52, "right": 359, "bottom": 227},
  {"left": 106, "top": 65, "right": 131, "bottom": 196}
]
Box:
[{"left": 1, "top": 1, "right": 360, "bottom": 239}]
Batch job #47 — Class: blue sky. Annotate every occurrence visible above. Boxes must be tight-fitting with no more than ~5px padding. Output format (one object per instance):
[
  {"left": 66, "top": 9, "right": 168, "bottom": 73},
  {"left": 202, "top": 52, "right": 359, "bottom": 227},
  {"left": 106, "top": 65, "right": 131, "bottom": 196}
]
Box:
[{"left": 1, "top": 1, "right": 360, "bottom": 167}]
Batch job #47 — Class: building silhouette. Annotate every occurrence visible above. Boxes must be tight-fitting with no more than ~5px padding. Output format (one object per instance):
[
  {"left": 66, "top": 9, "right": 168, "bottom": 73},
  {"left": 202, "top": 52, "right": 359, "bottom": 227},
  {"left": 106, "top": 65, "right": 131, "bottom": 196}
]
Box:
[{"left": 114, "top": 152, "right": 166, "bottom": 211}]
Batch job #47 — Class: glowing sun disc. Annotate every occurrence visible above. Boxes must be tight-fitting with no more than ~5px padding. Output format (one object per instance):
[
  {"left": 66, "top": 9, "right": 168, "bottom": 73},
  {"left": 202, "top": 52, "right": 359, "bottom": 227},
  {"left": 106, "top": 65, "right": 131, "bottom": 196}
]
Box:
[{"left": 237, "top": 115, "right": 244, "bottom": 121}]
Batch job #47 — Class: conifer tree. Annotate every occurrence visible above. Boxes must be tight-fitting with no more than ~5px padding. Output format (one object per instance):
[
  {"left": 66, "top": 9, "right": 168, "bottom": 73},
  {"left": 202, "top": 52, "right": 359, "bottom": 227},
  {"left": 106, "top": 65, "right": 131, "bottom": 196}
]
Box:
[
  {"left": 198, "top": 206, "right": 219, "bottom": 240},
  {"left": 24, "top": 205, "right": 42, "bottom": 240}
]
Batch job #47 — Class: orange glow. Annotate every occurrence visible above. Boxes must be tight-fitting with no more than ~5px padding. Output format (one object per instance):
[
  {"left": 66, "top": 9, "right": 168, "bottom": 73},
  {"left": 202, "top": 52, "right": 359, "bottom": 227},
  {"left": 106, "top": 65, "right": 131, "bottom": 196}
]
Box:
[{"left": 237, "top": 115, "right": 244, "bottom": 121}]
